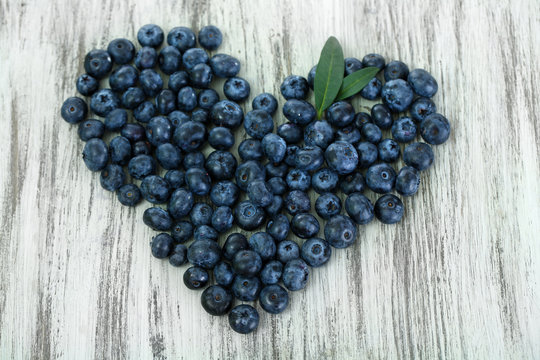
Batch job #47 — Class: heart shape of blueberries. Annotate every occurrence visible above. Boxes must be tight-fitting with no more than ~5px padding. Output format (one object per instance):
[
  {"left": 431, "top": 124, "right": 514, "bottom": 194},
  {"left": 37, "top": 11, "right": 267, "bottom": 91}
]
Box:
[{"left": 61, "top": 24, "right": 450, "bottom": 335}]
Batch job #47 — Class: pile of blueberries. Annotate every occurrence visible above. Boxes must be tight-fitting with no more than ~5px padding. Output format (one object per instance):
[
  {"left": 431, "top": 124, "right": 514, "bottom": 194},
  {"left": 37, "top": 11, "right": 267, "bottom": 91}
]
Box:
[{"left": 61, "top": 24, "right": 450, "bottom": 334}]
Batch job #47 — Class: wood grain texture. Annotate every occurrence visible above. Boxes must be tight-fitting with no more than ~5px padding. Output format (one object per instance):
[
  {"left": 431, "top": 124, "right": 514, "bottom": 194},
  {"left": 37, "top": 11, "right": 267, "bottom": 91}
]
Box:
[{"left": 1, "top": 0, "right": 539, "bottom": 359}]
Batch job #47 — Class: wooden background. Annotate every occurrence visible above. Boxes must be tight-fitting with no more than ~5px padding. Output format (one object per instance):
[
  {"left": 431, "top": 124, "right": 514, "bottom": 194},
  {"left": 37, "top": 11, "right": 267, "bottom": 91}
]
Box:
[{"left": 1, "top": 0, "right": 539, "bottom": 358}]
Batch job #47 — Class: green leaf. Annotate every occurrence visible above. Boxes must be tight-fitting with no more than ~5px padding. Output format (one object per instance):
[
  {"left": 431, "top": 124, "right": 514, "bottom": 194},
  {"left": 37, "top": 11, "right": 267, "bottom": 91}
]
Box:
[
  {"left": 335, "top": 67, "right": 380, "bottom": 101},
  {"left": 314, "top": 36, "right": 344, "bottom": 119}
]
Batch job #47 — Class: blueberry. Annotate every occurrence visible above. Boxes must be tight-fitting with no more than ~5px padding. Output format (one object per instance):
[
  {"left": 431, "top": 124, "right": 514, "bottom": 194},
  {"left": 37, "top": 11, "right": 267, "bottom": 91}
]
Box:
[
  {"left": 198, "top": 89, "right": 220, "bottom": 110},
  {"left": 259, "top": 285, "right": 289, "bottom": 314},
  {"left": 304, "top": 120, "right": 334, "bottom": 149},
  {"left": 182, "top": 48, "right": 209, "bottom": 71},
  {"left": 133, "top": 138, "right": 152, "bottom": 157},
  {"left": 295, "top": 146, "right": 324, "bottom": 172},
  {"left": 109, "top": 136, "right": 131, "bottom": 165},
  {"left": 325, "top": 141, "right": 359, "bottom": 175},
  {"left": 228, "top": 305, "right": 259, "bottom": 334},
  {"left": 277, "top": 240, "right": 300, "bottom": 263},
  {"left": 291, "top": 213, "right": 320, "bottom": 239},
  {"left": 146, "top": 116, "right": 172, "bottom": 146},
  {"left": 211, "top": 100, "right": 244, "bottom": 128},
  {"left": 374, "top": 194, "right": 404, "bottom": 224},
  {"left": 408, "top": 69, "right": 438, "bottom": 98},
  {"left": 234, "top": 200, "right": 265, "bottom": 230},
  {"left": 378, "top": 138, "right": 401, "bottom": 163},
  {"left": 183, "top": 151, "right": 205, "bottom": 168},
  {"left": 336, "top": 125, "right": 361, "bottom": 144},
  {"left": 191, "top": 108, "right": 209, "bottom": 124},
  {"left": 78, "top": 119, "right": 104, "bottom": 141},
  {"left": 156, "top": 89, "right": 177, "bottom": 115},
  {"left": 247, "top": 180, "right": 273, "bottom": 207},
  {"left": 285, "top": 190, "right": 310, "bottom": 216},
  {"left": 312, "top": 168, "right": 339, "bottom": 194},
  {"left": 209, "top": 54, "right": 241, "bottom": 78},
  {"left": 117, "top": 184, "right": 142, "bottom": 206},
  {"left": 137, "top": 24, "right": 164, "bottom": 47},
  {"left": 158, "top": 45, "right": 181, "bottom": 75},
  {"left": 210, "top": 181, "right": 239, "bottom": 207},
  {"left": 233, "top": 249, "right": 262, "bottom": 277},
  {"left": 344, "top": 57, "right": 363, "bottom": 75},
  {"left": 381, "top": 79, "right": 414, "bottom": 112},
  {"left": 174, "top": 121, "right": 206, "bottom": 152},
  {"left": 391, "top": 117, "right": 417, "bottom": 143},
  {"left": 223, "top": 233, "right": 249, "bottom": 261},
  {"left": 175, "top": 86, "right": 197, "bottom": 112},
  {"left": 260, "top": 134, "right": 285, "bottom": 164},
  {"left": 339, "top": 172, "right": 365, "bottom": 194},
  {"left": 356, "top": 142, "right": 378, "bottom": 169},
  {"left": 403, "top": 142, "right": 434, "bottom": 170},
  {"left": 185, "top": 167, "right": 212, "bottom": 195},
  {"left": 370, "top": 103, "right": 393, "bottom": 130},
  {"left": 410, "top": 97, "right": 437, "bottom": 122},
  {"left": 214, "top": 262, "right": 235, "bottom": 287},
  {"left": 284, "top": 145, "right": 300, "bottom": 167},
  {"left": 82, "top": 138, "right": 108, "bottom": 171},
  {"left": 201, "top": 285, "right": 233, "bottom": 316},
  {"left": 277, "top": 122, "right": 303, "bottom": 144},
  {"left": 187, "top": 239, "right": 221, "bottom": 269},
  {"left": 128, "top": 155, "right": 156, "bottom": 179},
  {"left": 84, "top": 49, "right": 112, "bottom": 79},
  {"left": 282, "top": 99, "right": 316, "bottom": 126},
  {"left": 345, "top": 193, "right": 374, "bottom": 225},
  {"left": 100, "top": 164, "right": 125, "bottom": 191},
  {"left": 156, "top": 143, "right": 182, "bottom": 170},
  {"left": 212, "top": 206, "right": 234, "bottom": 233},
  {"left": 205, "top": 150, "right": 237, "bottom": 180},
  {"left": 280, "top": 75, "right": 309, "bottom": 100},
  {"left": 384, "top": 60, "right": 409, "bottom": 81},
  {"left": 267, "top": 177, "right": 288, "bottom": 195},
  {"left": 90, "top": 89, "right": 119, "bottom": 117},
  {"left": 141, "top": 175, "right": 170, "bottom": 204},
  {"left": 224, "top": 77, "right": 250, "bottom": 102},
  {"left": 168, "top": 71, "right": 190, "bottom": 92},
  {"left": 133, "top": 101, "right": 157, "bottom": 123},
  {"left": 76, "top": 74, "right": 99, "bottom": 96},
  {"left": 164, "top": 169, "right": 185, "bottom": 189},
  {"left": 396, "top": 166, "right": 420, "bottom": 196},
  {"left": 190, "top": 203, "right": 213, "bottom": 226},
  {"left": 252, "top": 93, "right": 278, "bottom": 115},
  {"left": 105, "top": 108, "right": 127, "bottom": 131},
  {"left": 285, "top": 169, "right": 310, "bottom": 192},
  {"left": 365, "top": 163, "right": 396, "bottom": 193},
  {"left": 360, "top": 77, "right": 382, "bottom": 100},
  {"left": 140, "top": 69, "right": 164, "bottom": 97},
  {"left": 361, "top": 123, "right": 382, "bottom": 144},
  {"left": 194, "top": 225, "right": 218, "bottom": 242},
  {"left": 260, "top": 260, "right": 283, "bottom": 285},
  {"left": 324, "top": 214, "right": 358, "bottom": 248},
  {"left": 167, "top": 188, "right": 194, "bottom": 219},
  {"left": 167, "top": 27, "right": 196, "bottom": 52},
  {"left": 150, "top": 233, "right": 174, "bottom": 259},
  {"left": 266, "top": 214, "right": 290, "bottom": 242},
  {"left": 135, "top": 46, "right": 160, "bottom": 70},
  {"left": 362, "top": 53, "right": 385, "bottom": 69},
  {"left": 420, "top": 113, "right": 451, "bottom": 145},
  {"left": 143, "top": 207, "right": 173, "bottom": 231},
  {"left": 171, "top": 220, "right": 193, "bottom": 243},
  {"left": 264, "top": 196, "right": 283, "bottom": 216},
  {"left": 327, "top": 101, "right": 355, "bottom": 127},
  {"left": 265, "top": 162, "right": 289, "bottom": 178},
  {"left": 301, "top": 238, "right": 331, "bottom": 267},
  {"left": 232, "top": 276, "right": 261, "bottom": 301},
  {"left": 249, "top": 232, "right": 276, "bottom": 261},
  {"left": 189, "top": 63, "right": 213, "bottom": 88},
  {"left": 307, "top": 65, "right": 316, "bottom": 89},
  {"left": 282, "top": 259, "right": 309, "bottom": 291},
  {"left": 208, "top": 127, "right": 234, "bottom": 150},
  {"left": 121, "top": 123, "right": 146, "bottom": 142},
  {"left": 198, "top": 25, "right": 222, "bottom": 50},
  {"left": 355, "top": 112, "right": 372, "bottom": 129},
  {"left": 183, "top": 266, "right": 209, "bottom": 290},
  {"left": 235, "top": 160, "right": 266, "bottom": 191},
  {"left": 169, "top": 244, "right": 188, "bottom": 267},
  {"left": 315, "top": 193, "right": 342, "bottom": 220},
  {"left": 107, "top": 38, "right": 135, "bottom": 65}
]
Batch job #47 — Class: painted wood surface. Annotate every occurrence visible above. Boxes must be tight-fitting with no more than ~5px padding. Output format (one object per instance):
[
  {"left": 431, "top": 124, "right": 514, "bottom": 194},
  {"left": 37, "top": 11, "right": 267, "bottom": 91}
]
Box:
[{"left": 1, "top": 0, "right": 539, "bottom": 358}]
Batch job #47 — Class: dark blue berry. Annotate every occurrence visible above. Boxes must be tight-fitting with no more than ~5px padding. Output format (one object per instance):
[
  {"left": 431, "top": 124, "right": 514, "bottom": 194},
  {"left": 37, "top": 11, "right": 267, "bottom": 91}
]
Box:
[
  {"left": 146, "top": 116, "right": 172, "bottom": 146},
  {"left": 76, "top": 74, "right": 99, "bottom": 96},
  {"left": 267, "top": 177, "right": 288, "bottom": 195},
  {"left": 325, "top": 141, "right": 359, "bottom": 175},
  {"left": 381, "top": 79, "right": 414, "bottom": 112},
  {"left": 174, "top": 121, "right": 206, "bottom": 152},
  {"left": 284, "top": 145, "right": 299, "bottom": 167},
  {"left": 336, "top": 125, "right": 361, "bottom": 144},
  {"left": 156, "top": 143, "right": 182, "bottom": 170},
  {"left": 165, "top": 170, "right": 185, "bottom": 189},
  {"left": 158, "top": 46, "right": 181, "bottom": 75},
  {"left": 182, "top": 48, "right": 209, "bottom": 71},
  {"left": 266, "top": 214, "right": 290, "bottom": 242},
  {"left": 201, "top": 285, "right": 233, "bottom": 316},
  {"left": 360, "top": 77, "right": 382, "bottom": 100},
  {"left": 355, "top": 112, "right": 372, "bottom": 128},
  {"left": 396, "top": 166, "right": 420, "bottom": 196},
  {"left": 324, "top": 214, "right": 357, "bottom": 248},
  {"left": 362, "top": 53, "right": 385, "bottom": 69},
  {"left": 167, "top": 188, "right": 194, "bottom": 219},
  {"left": 185, "top": 167, "right": 211, "bottom": 195},
  {"left": 183, "top": 151, "right": 205, "bottom": 169},
  {"left": 304, "top": 120, "right": 334, "bottom": 149},
  {"left": 356, "top": 141, "right": 378, "bottom": 168},
  {"left": 410, "top": 97, "right": 436, "bottom": 122},
  {"left": 107, "top": 38, "right": 135, "bottom": 65},
  {"left": 214, "top": 262, "right": 235, "bottom": 287},
  {"left": 187, "top": 239, "right": 221, "bottom": 269},
  {"left": 234, "top": 200, "right": 265, "bottom": 230},
  {"left": 344, "top": 57, "right": 363, "bottom": 75},
  {"left": 384, "top": 60, "right": 409, "bottom": 81},
  {"left": 139, "top": 69, "right": 164, "bottom": 97},
  {"left": 78, "top": 119, "right": 104, "bottom": 141},
  {"left": 235, "top": 160, "right": 266, "bottom": 191},
  {"left": 366, "top": 163, "right": 396, "bottom": 193},
  {"left": 190, "top": 203, "right": 213, "bottom": 226},
  {"left": 339, "top": 172, "right": 365, "bottom": 194},
  {"left": 262, "top": 134, "right": 287, "bottom": 164},
  {"left": 137, "top": 24, "right": 164, "bottom": 48},
  {"left": 84, "top": 49, "right": 112, "bottom": 79},
  {"left": 208, "top": 127, "right": 234, "bottom": 150},
  {"left": 82, "top": 138, "right": 108, "bottom": 171},
  {"left": 315, "top": 193, "right": 342, "bottom": 219},
  {"left": 312, "top": 168, "right": 339, "bottom": 194},
  {"left": 374, "top": 194, "right": 404, "bottom": 224},
  {"left": 307, "top": 65, "right": 316, "bottom": 89},
  {"left": 378, "top": 138, "right": 400, "bottom": 163},
  {"left": 128, "top": 154, "right": 156, "bottom": 179},
  {"left": 100, "top": 164, "right": 125, "bottom": 191},
  {"left": 133, "top": 101, "right": 156, "bottom": 123},
  {"left": 403, "top": 142, "right": 434, "bottom": 170},
  {"left": 228, "top": 305, "right": 259, "bottom": 334},
  {"left": 117, "top": 184, "right": 142, "bottom": 206},
  {"left": 168, "top": 71, "right": 190, "bottom": 92},
  {"left": 171, "top": 220, "right": 193, "bottom": 243},
  {"left": 210, "top": 181, "right": 239, "bottom": 207},
  {"left": 211, "top": 100, "right": 244, "bottom": 128},
  {"left": 105, "top": 108, "right": 127, "bottom": 131},
  {"left": 109, "top": 136, "right": 131, "bottom": 165},
  {"left": 183, "top": 266, "right": 209, "bottom": 290},
  {"left": 282, "top": 99, "right": 316, "bottom": 126},
  {"left": 150, "top": 233, "right": 174, "bottom": 259},
  {"left": 143, "top": 207, "right": 173, "bottom": 231},
  {"left": 190, "top": 63, "right": 213, "bottom": 88},
  {"left": 223, "top": 233, "right": 248, "bottom": 261},
  {"left": 260, "top": 260, "right": 283, "bottom": 285},
  {"left": 167, "top": 27, "right": 196, "bottom": 52},
  {"left": 286, "top": 168, "right": 311, "bottom": 191},
  {"left": 345, "top": 192, "right": 374, "bottom": 225},
  {"left": 169, "top": 244, "right": 188, "bottom": 267},
  {"left": 282, "top": 259, "right": 309, "bottom": 291},
  {"left": 408, "top": 69, "right": 438, "bottom": 98},
  {"left": 209, "top": 53, "right": 241, "bottom": 78},
  {"left": 277, "top": 122, "right": 303, "bottom": 144},
  {"left": 232, "top": 275, "right": 261, "bottom": 301},
  {"left": 252, "top": 93, "right": 278, "bottom": 115},
  {"left": 198, "top": 25, "right": 222, "bottom": 50},
  {"left": 292, "top": 213, "right": 320, "bottom": 239},
  {"left": 277, "top": 240, "right": 300, "bottom": 263},
  {"left": 194, "top": 225, "right": 218, "bottom": 242},
  {"left": 233, "top": 249, "right": 262, "bottom": 277},
  {"left": 259, "top": 285, "right": 289, "bottom": 314},
  {"left": 156, "top": 89, "right": 177, "bottom": 115},
  {"left": 249, "top": 232, "right": 276, "bottom": 261},
  {"left": 301, "top": 238, "right": 331, "bottom": 267},
  {"left": 327, "top": 101, "right": 355, "bottom": 127},
  {"left": 420, "top": 113, "right": 450, "bottom": 145},
  {"left": 370, "top": 103, "right": 392, "bottom": 130},
  {"left": 247, "top": 180, "right": 273, "bottom": 207},
  {"left": 391, "top": 116, "right": 417, "bottom": 143},
  {"left": 205, "top": 150, "right": 237, "bottom": 180},
  {"left": 135, "top": 46, "right": 158, "bottom": 70},
  {"left": 121, "top": 123, "right": 146, "bottom": 142},
  {"left": 264, "top": 195, "right": 283, "bottom": 216},
  {"left": 285, "top": 190, "right": 310, "bottom": 215},
  {"left": 176, "top": 86, "right": 197, "bottom": 112},
  {"left": 295, "top": 146, "right": 324, "bottom": 172},
  {"left": 90, "top": 89, "right": 119, "bottom": 117},
  {"left": 280, "top": 75, "right": 309, "bottom": 100},
  {"left": 198, "top": 89, "right": 220, "bottom": 110},
  {"left": 141, "top": 175, "right": 170, "bottom": 204},
  {"left": 224, "top": 77, "right": 250, "bottom": 102}
]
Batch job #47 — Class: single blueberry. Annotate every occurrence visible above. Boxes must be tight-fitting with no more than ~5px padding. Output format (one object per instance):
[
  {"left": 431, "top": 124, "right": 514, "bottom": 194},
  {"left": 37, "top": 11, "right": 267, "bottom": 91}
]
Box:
[
  {"left": 167, "top": 188, "right": 194, "bottom": 219},
  {"left": 84, "top": 49, "right": 112, "bottom": 79},
  {"left": 208, "top": 127, "right": 234, "bottom": 150},
  {"left": 374, "top": 194, "right": 404, "bottom": 224},
  {"left": 214, "top": 262, "right": 235, "bottom": 287},
  {"left": 252, "top": 93, "right": 278, "bottom": 115},
  {"left": 190, "top": 202, "right": 213, "bottom": 226},
  {"left": 339, "top": 172, "right": 365, "bottom": 194},
  {"left": 403, "top": 142, "right": 434, "bottom": 170},
  {"left": 259, "top": 285, "right": 289, "bottom": 314},
  {"left": 198, "top": 89, "right": 220, "bottom": 110},
  {"left": 174, "top": 121, "right": 206, "bottom": 152},
  {"left": 262, "top": 133, "right": 287, "bottom": 164},
  {"left": 295, "top": 146, "right": 324, "bottom": 172},
  {"left": 176, "top": 86, "right": 197, "bottom": 112},
  {"left": 205, "top": 150, "right": 237, "bottom": 180},
  {"left": 362, "top": 53, "right": 385, "bottom": 69},
  {"left": 312, "top": 168, "right": 339, "bottom": 194},
  {"left": 121, "top": 123, "right": 146, "bottom": 142},
  {"left": 247, "top": 180, "right": 273, "bottom": 207},
  {"left": 109, "top": 64, "right": 138, "bottom": 92},
  {"left": 291, "top": 213, "right": 320, "bottom": 239},
  {"left": 139, "top": 69, "right": 163, "bottom": 97},
  {"left": 336, "top": 125, "right": 361, "bottom": 144},
  {"left": 191, "top": 108, "right": 209, "bottom": 124},
  {"left": 344, "top": 57, "right": 363, "bottom": 75},
  {"left": 128, "top": 155, "right": 156, "bottom": 179},
  {"left": 396, "top": 166, "right": 420, "bottom": 196},
  {"left": 235, "top": 160, "right": 266, "bottom": 191},
  {"left": 234, "top": 200, "right": 265, "bottom": 230},
  {"left": 391, "top": 117, "right": 417, "bottom": 143},
  {"left": 232, "top": 276, "right": 262, "bottom": 301},
  {"left": 183, "top": 266, "right": 209, "bottom": 290},
  {"left": 78, "top": 119, "right": 104, "bottom": 141},
  {"left": 365, "top": 163, "right": 396, "bottom": 193},
  {"left": 189, "top": 63, "right": 213, "bottom": 88},
  {"left": 286, "top": 168, "right": 311, "bottom": 191},
  {"left": 165, "top": 169, "right": 185, "bottom": 189},
  {"left": 167, "top": 26, "right": 196, "bottom": 52},
  {"left": 384, "top": 60, "right": 409, "bottom": 81},
  {"left": 201, "top": 285, "right": 233, "bottom": 316},
  {"left": 156, "top": 89, "right": 177, "bottom": 115},
  {"left": 360, "top": 77, "right": 382, "bottom": 100},
  {"left": 285, "top": 190, "right": 311, "bottom": 216},
  {"left": 156, "top": 143, "right": 182, "bottom": 170},
  {"left": 301, "top": 238, "right": 331, "bottom": 267},
  {"left": 224, "top": 77, "right": 250, "bottom": 102},
  {"left": 356, "top": 141, "right": 378, "bottom": 168},
  {"left": 304, "top": 120, "right": 334, "bottom": 149},
  {"left": 381, "top": 79, "right": 414, "bottom": 112},
  {"left": 100, "top": 164, "right": 125, "bottom": 191},
  {"left": 228, "top": 305, "right": 259, "bottom": 334},
  {"left": 307, "top": 65, "right": 316, "bottom": 89},
  {"left": 410, "top": 97, "right": 437, "bottom": 122},
  {"left": 105, "top": 108, "right": 128, "bottom": 131},
  {"left": 182, "top": 48, "right": 209, "bottom": 71},
  {"left": 284, "top": 145, "right": 300, "bottom": 167},
  {"left": 324, "top": 215, "right": 358, "bottom": 249},
  {"left": 137, "top": 24, "right": 164, "bottom": 48},
  {"left": 266, "top": 214, "right": 290, "bottom": 242},
  {"left": 277, "top": 240, "right": 300, "bottom": 263},
  {"left": 183, "top": 151, "right": 205, "bottom": 169},
  {"left": 146, "top": 116, "right": 172, "bottom": 146},
  {"left": 408, "top": 68, "right": 438, "bottom": 98},
  {"left": 211, "top": 100, "right": 244, "bottom": 128},
  {"left": 282, "top": 99, "right": 316, "bottom": 126},
  {"left": 82, "top": 138, "right": 108, "bottom": 171},
  {"left": 143, "top": 207, "right": 173, "bottom": 231},
  {"left": 248, "top": 232, "right": 276, "bottom": 261},
  {"left": 210, "top": 181, "right": 239, "bottom": 207},
  {"left": 90, "top": 89, "right": 119, "bottom": 117},
  {"left": 325, "top": 141, "right": 359, "bottom": 175},
  {"left": 187, "top": 239, "right": 221, "bottom": 269},
  {"left": 209, "top": 53, "right": 241, "bottom": 78},
  {"left": 185, "top": 167, "right": 212, "bottom": 195},
  {"left": 109, "top": 136, "right": 131, "bottom": 165},
  {"left": 141, "top": 175, "right": 170, "bottom": 204},
  {"left": 378, "top": 138, "right": 401, "bottom": 163},
  {"left": 267, "top": 177, "right": 288, "bottom": 195},
  {"left": 277, "top": 122, "right": 303, "bottom": 144},
  {"left": 315, "top": 193, "right": 342, "bottom": 219},
  {"left": 194, "top": 225, "right": 218, "bottom": 242},
  {"left": 169, "top": 244, "right": 188, "bottom": 267},
  {"left": 371, "top": 103, "right": 393, "bottom": 130},
  {"left": 264, "top": 196, "right": 283, "bottom": 216},
  {"left": 76, "top": 74, "right": 99, "bottom": 96},
  {"left": 282, "top": 259, "right": 309, "bottom": 291},
  {"left": 420, "top": 113, "right": 451, "bottom": 145},
  {"left": 233, "top": 249, "right": 262, "bottom": 277},
  {"left": 345, "top": 192, "right": 374, "bottom": 225},
  {"left": 168, "top": 71, "right": 190, "bottom": 92},
  {"left": 150, "top": 233, "right": 174, "bottom": 259},
  {"left": 280, "top": 75, "right": 309, "bottom": 100},
  {"left": 260, "top": 260, "right": 283, "bottom": 285},
  {"left": 265, "top": 162, "right": 289, "bottom": 178},
  {"left": 198, "top": 25, "right": 223, "bottom": 50},
  {"left": 326, "top": 101, "right": 355, "bottom": 128},
  {"left": 223, "top": 233, "right": 249, "bottom": 261},
  {"left": 355, "top": 112, "right": 372, "bottom": 129},
  {"left": 133, "top": 101, "right": 157, "bottom": 123},
  {"left": 158, "top": 45, "right": 181, "bottom": 75},
  {"left": 117, "top": 184, "right": 142, "bottom": 206},
  {"left": 171, "top": 220, "right": 193, "bottom": 243}
]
